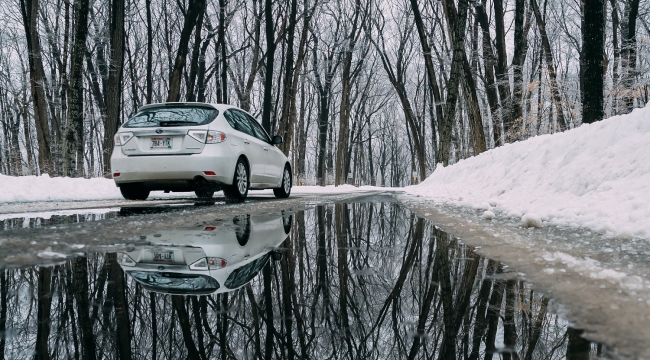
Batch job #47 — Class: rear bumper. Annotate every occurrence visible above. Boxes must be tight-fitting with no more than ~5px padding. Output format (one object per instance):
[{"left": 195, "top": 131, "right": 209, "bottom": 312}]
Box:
[{"left": 111, "top": 143, "right": 236, "bottom": 189}]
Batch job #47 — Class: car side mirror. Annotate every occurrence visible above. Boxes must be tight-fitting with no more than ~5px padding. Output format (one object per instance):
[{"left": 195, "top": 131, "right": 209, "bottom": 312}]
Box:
[{"left": 272, "top": 135, "right": 283, "bottom": 144}]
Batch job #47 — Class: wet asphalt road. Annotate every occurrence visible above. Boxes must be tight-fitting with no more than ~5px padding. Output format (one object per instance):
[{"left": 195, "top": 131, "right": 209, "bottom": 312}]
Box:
[{"left": 1, "top": 190, "right": 650, "bottom": 358}]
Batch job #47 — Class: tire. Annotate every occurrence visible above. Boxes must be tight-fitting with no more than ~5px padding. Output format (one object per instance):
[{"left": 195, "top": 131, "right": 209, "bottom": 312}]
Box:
[
  {"left": 120, "top": 184, "right": 150, "bottom": 200},
  {"left": 223, "top": 158, "right": 249, "bottom": 203},
  {"left": 233, "top": 214, "right": 251, "bottom": 246},
  {"left": 273, "top": 165, "right": 292, "bottom": 198}
]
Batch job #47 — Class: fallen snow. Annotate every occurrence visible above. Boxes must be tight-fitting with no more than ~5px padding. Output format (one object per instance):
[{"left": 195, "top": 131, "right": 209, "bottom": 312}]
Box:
[
  {"left": 0, "top": 173, "right": 393, "bottom": 205},
  {"left": 408, "top": 103, "right": 650, "bottom": 239}
]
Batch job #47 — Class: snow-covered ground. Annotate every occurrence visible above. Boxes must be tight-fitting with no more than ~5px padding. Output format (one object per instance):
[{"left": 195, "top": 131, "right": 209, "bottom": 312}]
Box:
[
  {"left": 2, "top": 104, "right": 648, "bottom": 240},
  {"left": 0, "top": 173, "right": 390, "bottom": 204},
  {"left": 407, "top": 103, "right": 650, "bottom": 240}
]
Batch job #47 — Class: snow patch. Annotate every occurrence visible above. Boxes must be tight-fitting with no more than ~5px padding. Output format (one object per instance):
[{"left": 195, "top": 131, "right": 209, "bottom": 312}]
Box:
[
  {"left": 482, "top": 210, "right": 495, "bottom": 220},
  {"left": 521, "top": 213, "right": 543, "bottom": 228}
]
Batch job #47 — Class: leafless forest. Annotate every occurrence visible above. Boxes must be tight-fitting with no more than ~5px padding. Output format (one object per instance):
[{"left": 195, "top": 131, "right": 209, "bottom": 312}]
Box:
[
  {"left": 0, "top": 204, "right": 605, "bottom": 359},
  {"left": 0, "top": 0, "right": 648, "bottom": 185}
]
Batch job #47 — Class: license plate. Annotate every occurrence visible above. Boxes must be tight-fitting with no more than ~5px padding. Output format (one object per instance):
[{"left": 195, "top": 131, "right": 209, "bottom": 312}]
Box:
[
  {"left": 153, "top": 251, "right": 174, "bottom": 262},
  {"left": 151, "top": 137, "right": 172, "bottom": 149}
]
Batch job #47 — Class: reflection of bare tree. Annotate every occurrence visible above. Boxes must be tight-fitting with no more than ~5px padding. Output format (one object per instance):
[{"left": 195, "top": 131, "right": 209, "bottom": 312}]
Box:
[
  {"left": 35, "top": 267, "right": 52, "bottom": 360},
  {"left": 0, "top": 204, "right": 604, "bottom": 359}
]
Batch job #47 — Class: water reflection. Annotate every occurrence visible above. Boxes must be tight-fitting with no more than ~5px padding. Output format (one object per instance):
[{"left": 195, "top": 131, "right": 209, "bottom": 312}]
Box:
[
  {"left": 118, "top": 213, "right": 290, "bottom": 295},
  {"left": 0, "top": 203, "right": 608, "bottom": 359}
]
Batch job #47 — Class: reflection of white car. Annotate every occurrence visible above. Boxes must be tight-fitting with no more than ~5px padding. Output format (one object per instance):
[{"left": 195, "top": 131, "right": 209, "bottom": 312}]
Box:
[
  {"left": 110, "top": 102, "right": 292, "bottom": 201},
  {"left": 118, "top": 213, "right": 291, "bottom": 295}
]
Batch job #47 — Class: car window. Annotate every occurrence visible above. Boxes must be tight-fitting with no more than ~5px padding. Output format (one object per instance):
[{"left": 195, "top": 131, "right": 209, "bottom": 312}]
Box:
[
  {"left": 229, "top": 110, "right": 256, "bottom": 137},
  {"left": 123, "top": 107, "right": 218, "bottom": 128},
  {"left": 127, "top": 271, "right": 220, "bottom": 293},
  {"left": 224, "top": 253, "right": 270, "bottom": 289},
  {"left": 244, "top": 114, "right": 271, "bottom": 143},
  {"left": 223, "top": 110, "right": 238, "bottom": 129}
]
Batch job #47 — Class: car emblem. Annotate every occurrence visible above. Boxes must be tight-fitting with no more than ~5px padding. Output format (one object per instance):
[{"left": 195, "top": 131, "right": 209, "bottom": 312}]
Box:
[{"left": 155, "top": 129, "right": 163, "bottom": 134}]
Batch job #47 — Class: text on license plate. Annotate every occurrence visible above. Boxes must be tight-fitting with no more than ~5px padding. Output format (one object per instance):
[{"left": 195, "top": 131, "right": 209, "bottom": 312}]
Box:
[
  {"left": 151, "top": 137, "right": 172, "bottom": 149},
  {"left": 153, "top": 251, "right": 174, "bottom": 262}
]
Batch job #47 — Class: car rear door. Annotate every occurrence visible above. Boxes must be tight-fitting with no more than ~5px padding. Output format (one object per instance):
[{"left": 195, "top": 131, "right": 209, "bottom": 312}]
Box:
[
  {"left": 224, "top": 110, "right": 267, "bottom": 185},
  {"left": 119, "top": 106, "right": 217, "bottom": 156},
  {"left": 243, "top": 114, "right": 284, "bottom": 184}
]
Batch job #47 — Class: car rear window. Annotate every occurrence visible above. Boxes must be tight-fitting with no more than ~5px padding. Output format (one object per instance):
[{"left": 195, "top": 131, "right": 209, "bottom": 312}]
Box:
[
  {"left": 127, "top": 270, "right": 220, "bottom": 293},
  {"left": 123, "top": 106, "right": 219, "bottom": 128}
]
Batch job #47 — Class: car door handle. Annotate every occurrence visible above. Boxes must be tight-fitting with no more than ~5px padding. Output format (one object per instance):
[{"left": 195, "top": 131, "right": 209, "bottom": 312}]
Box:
[
  {"left": 243, "top": 140, "right": 250, "bottom": 144},
  {"left": 264, "top": 148, "right": 269, "bottom": 151}
]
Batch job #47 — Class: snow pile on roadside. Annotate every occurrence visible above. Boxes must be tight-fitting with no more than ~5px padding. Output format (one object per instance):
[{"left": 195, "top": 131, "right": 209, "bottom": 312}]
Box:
[
  {"left": 0, "top": 174, "right": 124, "bottom": 203},
  {"left": 407, "top": 104, "right": 650, "bottom": 239}
]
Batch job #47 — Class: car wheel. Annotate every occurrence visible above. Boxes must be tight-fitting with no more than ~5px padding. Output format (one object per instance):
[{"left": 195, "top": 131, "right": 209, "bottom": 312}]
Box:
[
  {"left": 233, "top": 214, "right": 251, "bottom": 246},
  {"left": 120, "top": 184, "right": 150, "bottom": 200},
  {"left": 273, "top": 166, "right": 292, "bottom": 198},
  {"left": 224, "top": 159, "right": 249, "bottom": 203}
]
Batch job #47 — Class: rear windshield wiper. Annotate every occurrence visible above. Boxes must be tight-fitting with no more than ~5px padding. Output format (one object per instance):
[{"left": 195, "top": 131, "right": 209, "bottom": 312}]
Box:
[{"left": 159, "top": 121, "right": 199, "bottom": 126}]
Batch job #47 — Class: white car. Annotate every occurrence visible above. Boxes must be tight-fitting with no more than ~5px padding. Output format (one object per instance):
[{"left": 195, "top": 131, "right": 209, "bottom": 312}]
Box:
[
  {"left": 117, "top": 213, "right": 291, "bottom": 295},
  {"left": 110, "top": 102, "right": 292, "bottom": 201}
]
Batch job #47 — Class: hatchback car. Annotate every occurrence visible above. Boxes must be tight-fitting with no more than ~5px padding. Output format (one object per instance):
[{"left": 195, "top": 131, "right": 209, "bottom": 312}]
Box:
[
  {"left": 110, "top": 102, "right": 292, "bottom": 201},
  {"left": 117, "top": 213, "right": 291, "bottom": 295}
]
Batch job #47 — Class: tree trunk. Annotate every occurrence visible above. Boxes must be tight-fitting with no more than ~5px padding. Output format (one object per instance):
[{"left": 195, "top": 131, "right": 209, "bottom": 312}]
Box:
[
  {"left": 109, "top": 253, "right": 132, "bottom": 360},
  {"left": 475, "top": 2, "right": 501, "bottom": 146},
  {"left": 494, "top": 0, "right": 514, "bottom": 136},
  {"left": 409, "top": 0, "right": 444, "bottom": 139},
  {"left": 530, "top": 0, "right": 567, "bottom": 130},
  {"left": 512, "top": 0, "right": 531, "bottom": 123},
  {"left": 218, "top": 0, "right": 228, "bottom": 103},
  {"left": 34, "top": 267, "right": 52, "bottom": 360},
  {"left": 186, "top": 8, "right": 205, "bottom": 102},
  {"left": 102, "top": 0, "right": 125, "bottom": 175},
  {"left": 566, "top": 328, "right": 591, "bottom": 360},
  {"left": 261, "top": 0, "right": 275, "bottom": 134},
  {"left": 20, "top": 0, "right": 53, "bottom": 174},
  {"left": 610, "top": 0, "right": 620, "bottom": 115},
  {"left": 167, "top": 0, "right": 207, "bottom": 102},
  {"left": 581, "top": 0, "right": 606, "bottom": 123},
  {"left": 62, "top": 0, "right": 90, "bottom": 177},
  {"left": 438, "top": 0, "right": 470, "bottom": 166},
  {"left": 172, "top": 296, "right": 201, "bottom": 359},
  {"left": 73, "top": 257, "right": 97, "bottom": 360},
  {"left": 335, "top": 0, "right": 363, "bottom": 186},
  {"left": 146, "top": 0, "right": 153, "bottom": 103},
  {"left": 620, "top": 0, "right": 640, "bottom": 112}
]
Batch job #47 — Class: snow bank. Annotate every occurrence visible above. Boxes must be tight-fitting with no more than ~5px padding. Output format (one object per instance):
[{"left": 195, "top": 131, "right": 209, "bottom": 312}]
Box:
[
  {"left": 0, "top": 174, "right": 124, "bottom": 203},
  {"left": 407, "top": 104, "right": 650, "bottom": 239}
]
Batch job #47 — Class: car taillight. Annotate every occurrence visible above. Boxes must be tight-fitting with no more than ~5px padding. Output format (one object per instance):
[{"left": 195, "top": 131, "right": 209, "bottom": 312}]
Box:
[
  {"left": 189, "top": 257, "right": 227, "bottom": 270},
  {"left": 204, "top": 226, "right": 216, "bottom": 231},
  {"left": 113, "top": 173, "right": 121, "bottom": 177},
  {"left": 114, "top": 132, "right": 133, "bottom": 146},
  {"left": 207, "top": 257, "right": 227, "bottom": 269},
  {"left": 117, "top": 253, "right": 136, "bottom": 266},
  {"left": 203, "top": 171, "right": 216, "bottom": 176},
  {"left": 206, "top": 131, "right": 226, "bottom": 143}
]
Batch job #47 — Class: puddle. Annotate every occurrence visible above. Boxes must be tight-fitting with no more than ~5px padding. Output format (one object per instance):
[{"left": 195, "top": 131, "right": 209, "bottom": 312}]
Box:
[
  {"left": 0, "top": 201, "right": 223, "bottom": 230},
  {"left": 0, "top": 202, "right": 613, "bottom": 358}
]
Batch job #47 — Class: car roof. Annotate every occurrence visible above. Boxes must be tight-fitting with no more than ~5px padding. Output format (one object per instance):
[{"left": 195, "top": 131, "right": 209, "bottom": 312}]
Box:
[{"left": 138, "top": 102, "right": 235, "bottom": 112}]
